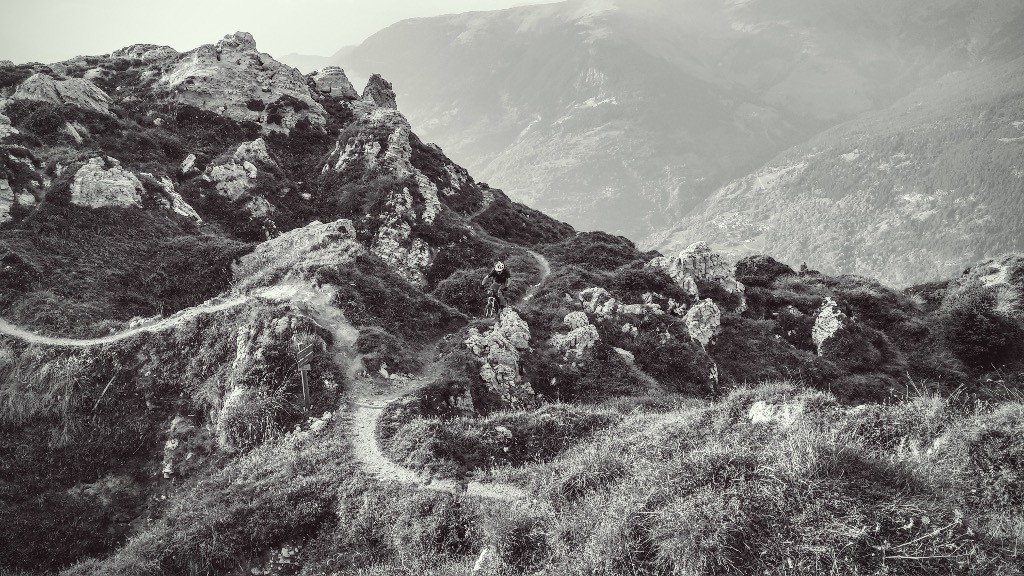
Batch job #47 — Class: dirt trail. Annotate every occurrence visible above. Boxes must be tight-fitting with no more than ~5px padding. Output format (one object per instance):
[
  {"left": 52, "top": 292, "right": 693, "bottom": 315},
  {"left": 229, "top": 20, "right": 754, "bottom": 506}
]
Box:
[{"left": 0, "top": 295, "right": 250, "bottom": 347}]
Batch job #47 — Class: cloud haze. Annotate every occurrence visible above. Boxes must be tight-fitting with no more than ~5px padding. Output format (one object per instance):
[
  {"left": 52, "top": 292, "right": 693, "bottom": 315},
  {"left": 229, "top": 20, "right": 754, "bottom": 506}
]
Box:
[{"left": 0, "top": 0, "right": 556, "bottom": 64}]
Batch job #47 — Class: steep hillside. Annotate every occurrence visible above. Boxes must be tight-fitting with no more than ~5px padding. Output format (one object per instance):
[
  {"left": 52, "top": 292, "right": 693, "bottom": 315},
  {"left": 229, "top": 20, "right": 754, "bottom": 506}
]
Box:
[
  {"left": 652, "top": 55, "right": 1024, "bottom": 286},
  {"left": 1, "top": 30, "right": 1023, "bottom": 576},
  {"left": 291, "top": 0, "right": 1024, "bottom": 241}
]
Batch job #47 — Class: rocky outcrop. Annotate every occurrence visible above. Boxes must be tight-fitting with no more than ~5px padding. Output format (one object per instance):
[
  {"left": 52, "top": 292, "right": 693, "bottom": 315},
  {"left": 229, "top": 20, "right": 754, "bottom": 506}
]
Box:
[
  {"left": 233, "top": 137, "right": 276, "bottom": 166},
  {"left": 325, "top": 100, "right": 443, "bottom": 285},
  {"left": 159, "top": 32, "right": 326, "bottom": 132},
  {"left": 464, "top": 309, "right": 535, "bottom": 408},
  {"left": 180, "top": 153, "right": 198, "bottom": 176},
  {"left": 648, "top": 241, "right": 746, "bottom": 311},
  {"left": 202, "top": 138, "right": 276, "bottom": 201},
  {"left": 362, "top": 74, "right": 397, "bottom": 109},
  {"left": 70, "top": 157, "right": 144, "bottom": 208},
  {"left": 12, "top": 74, "right": 113, "bottom": 116},
  {"left": 685, "top": 298, "right": 721, "bottom": 348},
  {"left": 151, "top": 176, "right": 202, "bottom": 223},
  {"left": 811, "top": 297, "right": 849, "bottom": 355},
  {"left": 0, "top": 114, "right": 19, "bottom": 140},
  {"left": 310, "top": 66, "right": 358, "bottom": 99},
  {"left": 551, "top": 311, "right": 600, "bottom": 359},
  {"left": 0, "top": 179, "right": 35, "bottom": 223},
  {"left": 578, "top": 287, "right": 684, "bottom": 322},
  {"left": 233, "top": 219, "right": 361, "bottom": 291},
  {"left": 111, "top": 44, "right": 178, "bottom": 63}
]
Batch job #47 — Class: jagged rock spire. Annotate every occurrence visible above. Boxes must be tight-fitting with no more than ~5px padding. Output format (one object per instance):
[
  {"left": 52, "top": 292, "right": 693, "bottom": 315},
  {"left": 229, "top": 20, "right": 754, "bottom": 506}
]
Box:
[{"left": 362, "top": 74, "right": 397, "bottom": 109}]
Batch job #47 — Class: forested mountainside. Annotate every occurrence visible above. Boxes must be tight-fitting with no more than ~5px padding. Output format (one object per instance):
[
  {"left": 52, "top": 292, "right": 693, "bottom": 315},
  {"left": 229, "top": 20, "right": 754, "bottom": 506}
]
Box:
[
  {"left": 652, "top": 53, "right": 1024, "bottom": 286},
  {"left": 1, "top": 31, "right": 1023, "bottom": 576},
  {"left": 287, "top": 0, "right": 1024, "bottom": 249}
]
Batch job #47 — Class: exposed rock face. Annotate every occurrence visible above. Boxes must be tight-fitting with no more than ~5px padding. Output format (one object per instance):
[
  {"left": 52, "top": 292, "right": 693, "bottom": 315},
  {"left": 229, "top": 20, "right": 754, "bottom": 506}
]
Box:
[
  {"left": 110, "top": 44, "right": 178, "bottom": 63},
  {"left": 159, "top": 32, "right": 326, "bottom": 131},
  {"left": 578, "top": 286, "right": 681, "bottom": 321},
  {"left": 180, "top": 153, "right": 198, "bottom": 175},
  {"left": 203, "top": 138, "right": 275, "bottom": 202},
  {"left": 648, "top": 241, "right": 746, "bottom": 311},
  {"left": 551, "top": 311, "right": 600, "bottom": 359},
  {"left": 325, "top": 100, "right": 446, "bottom": 285},
  {"left": 153, "top": 176, "right": 202, "bottom": 223},
  {"left": 362, "top": 74, "right": 397, "bottom": 109},
  {"left": 685, "top": 298, "right": 721, "bottom": 348},
  {"left": 0, "top": 114, "right": 19, "bottom": 140},
  {"left": 233, "top": 137, "right": 275, "bottom": 166},
  {"left": 12, "top": 74, "right": 113, "bottom": 116},
  {"left": 464, "top": 309, "right": 535, "bottom": 408},
  {"left": 812, "top": 297, "right": 849, "bottom": 355},
  {"left": 70, "top": 157, "right": 144, "bottom": 208},
  {"left": 233, "top": 219, "right": 361, "bottom": 291},
  {"left": 311, "top": 66, "right": 359, "bottom": 99}
]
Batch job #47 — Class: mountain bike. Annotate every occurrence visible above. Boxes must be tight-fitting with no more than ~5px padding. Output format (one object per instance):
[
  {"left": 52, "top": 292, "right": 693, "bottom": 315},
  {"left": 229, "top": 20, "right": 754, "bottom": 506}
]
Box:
[{"left": 484, "top": 286, "right": 504, "bottom": 319}]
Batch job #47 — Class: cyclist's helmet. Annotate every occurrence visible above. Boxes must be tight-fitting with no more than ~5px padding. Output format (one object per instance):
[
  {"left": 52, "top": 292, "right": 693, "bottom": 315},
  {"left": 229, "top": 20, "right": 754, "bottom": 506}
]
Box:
[{"left": 494, "top": 261, "right": 505, "bottom": 272}]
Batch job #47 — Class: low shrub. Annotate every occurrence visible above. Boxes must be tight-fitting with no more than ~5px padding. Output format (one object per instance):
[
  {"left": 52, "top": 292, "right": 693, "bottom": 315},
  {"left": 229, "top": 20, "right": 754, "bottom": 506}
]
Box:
[{"left": 734, "top": 254, "right": 795, "bottom": 287}]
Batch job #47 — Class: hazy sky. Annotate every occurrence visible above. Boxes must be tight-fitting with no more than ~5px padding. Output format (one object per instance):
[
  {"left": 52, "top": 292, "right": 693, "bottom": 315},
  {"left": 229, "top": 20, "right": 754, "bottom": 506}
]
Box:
[{"left": 0, "top": 0, "right": 555, "bottom": 64}]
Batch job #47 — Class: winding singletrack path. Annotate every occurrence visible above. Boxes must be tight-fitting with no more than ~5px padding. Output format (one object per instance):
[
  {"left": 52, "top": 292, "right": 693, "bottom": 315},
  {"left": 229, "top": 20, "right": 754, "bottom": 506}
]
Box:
[
  {"left": 345, "top": 202, "right": 552, "bottom": 502},
  {"left": 0, "top": 295, "right": 249, "bottom": 347}
]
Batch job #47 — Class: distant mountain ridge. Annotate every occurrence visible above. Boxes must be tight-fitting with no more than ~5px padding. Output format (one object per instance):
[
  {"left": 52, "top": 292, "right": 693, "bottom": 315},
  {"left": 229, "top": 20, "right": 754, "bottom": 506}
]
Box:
[
  {"left": 652, "top": 53, "right": 1024, "bottom": 286},
  {"left": 284, "top": 0, "right": 1024, "bottom": 282}
]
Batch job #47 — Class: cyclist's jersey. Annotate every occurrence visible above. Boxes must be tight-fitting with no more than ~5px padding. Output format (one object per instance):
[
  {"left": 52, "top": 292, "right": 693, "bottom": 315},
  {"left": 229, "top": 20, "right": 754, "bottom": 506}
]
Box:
[{"left": 484, "top": 268, "right": 511, "bottom": 286}]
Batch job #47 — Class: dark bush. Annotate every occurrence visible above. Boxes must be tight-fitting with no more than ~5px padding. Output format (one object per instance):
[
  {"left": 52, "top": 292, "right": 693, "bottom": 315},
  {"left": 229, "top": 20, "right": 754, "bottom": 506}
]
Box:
[
  {"left": 541, "top": 231, "right": 645, "bottom": 272},
  {"left": 939, "top": 285, "right": 1019, "bottom": 368},
  {"left": 474, "top": 190, "right": 575, "bottom": 246},
  {"left": 734, "top": 254, "right": 795, "bottom": 287},
  {"left": 245, "top": 98, "right": 266, "bottom": 111}
]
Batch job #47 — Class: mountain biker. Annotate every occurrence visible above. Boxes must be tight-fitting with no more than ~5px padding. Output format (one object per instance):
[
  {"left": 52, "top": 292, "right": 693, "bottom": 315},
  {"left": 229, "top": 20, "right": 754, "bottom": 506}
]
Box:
[{"left": 481, "top": 261, "right": 511, "bottom": 311}]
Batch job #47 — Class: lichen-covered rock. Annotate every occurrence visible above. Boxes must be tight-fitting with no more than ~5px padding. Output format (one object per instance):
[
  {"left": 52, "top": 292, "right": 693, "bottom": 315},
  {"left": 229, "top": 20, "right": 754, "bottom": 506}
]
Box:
[
  {"left": 311, "top": 66, "right": 359, "bottom": 99},
  {"left": 812, "top": 296, "right": 849, "bottom": 355},
  {"left": 180, "top": 153, "right": 198, "bottom": 175},
  {"left": 362, "top": 74, "right": 398, "bottom": 109},
  {"left": 12, "top": 73, "right": 112, "bottom": 116},
  {"left": 159, "top": 32, "right": 325, "bottom": 132},
  {"left": 233, "top": 137, "right": 276, "bottom": 167},
  {"left": 202, "top": 138, "right": 275, "bottom": 203},
  {"left": 464, "top": 309, "right": 535, "bottom": 408},
  {"left": 648, "top": 241, "right": 746, "bottom": 310},
  {"left": 152, "top": 176, "right": 202, "bottom": 223},
  {"left": 551, "top": 311, "right": 600, "bottom": 359},
  {"left": 111, "top": 43, "right": 178, "bottom": 63},
  {"left": 70, "top": 157, "right": 144, "bottom": 208},
  {"left": 0, "top": 113, "right": 19, "bottom": 140},
  {"left": 685, "top": 298, "right": 721, "bottom": 348}
]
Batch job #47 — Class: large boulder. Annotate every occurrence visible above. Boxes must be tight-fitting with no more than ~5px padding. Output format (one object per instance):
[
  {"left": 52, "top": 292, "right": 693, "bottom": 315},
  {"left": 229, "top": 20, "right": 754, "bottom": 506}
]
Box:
[
  {"left": 12, "top": 73, "right": 112, "bottom": 116},
  {"left": 550, "top": 311, "right": 600, "bottom": 359},
  {"left": 648, "top": 241, "right": 746, "bottom": 310},
  {"left": 70, "top": 157, "right": 144, "bottom": 208},
  {"left": 685, "top": 298, "right": 721, "bottom": 348},
  {"left": 310, "top": 66, "right": 359, "bottom": 100},
  {"left": 0, "top": 113, "right": 19, "bottom": 140},
  {"left": 811, "top": 296, "right": 849, "bottom": 355},
  {"left": 464, "top": 309, "right": 535, "bottom": 408},
  {"left": 159, "top": 32, "right": 326, "bottom": 132}
]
